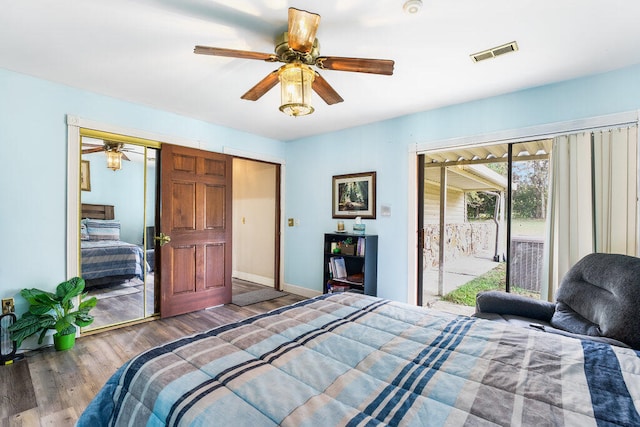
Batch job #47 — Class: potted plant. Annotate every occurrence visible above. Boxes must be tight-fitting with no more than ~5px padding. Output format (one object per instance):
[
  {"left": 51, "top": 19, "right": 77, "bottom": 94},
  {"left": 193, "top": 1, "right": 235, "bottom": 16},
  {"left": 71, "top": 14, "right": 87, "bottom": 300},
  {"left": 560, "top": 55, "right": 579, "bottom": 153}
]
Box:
[{"left": 8, "top": 276, "right": 97, "bottom": 351}]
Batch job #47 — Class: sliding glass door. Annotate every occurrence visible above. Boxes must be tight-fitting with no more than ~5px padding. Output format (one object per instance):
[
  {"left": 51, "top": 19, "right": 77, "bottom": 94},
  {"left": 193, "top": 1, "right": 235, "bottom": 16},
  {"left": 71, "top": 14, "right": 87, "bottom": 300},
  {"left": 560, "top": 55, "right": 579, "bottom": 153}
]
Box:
[
  {"left": 418, "top": 140, "right": 551, "bottom": 307},
  {"left": 419, "top": 125, "right": 638, "bottom": 307},
  {"left": 507, "top": 142, "right": 551, "bottom": 299}
]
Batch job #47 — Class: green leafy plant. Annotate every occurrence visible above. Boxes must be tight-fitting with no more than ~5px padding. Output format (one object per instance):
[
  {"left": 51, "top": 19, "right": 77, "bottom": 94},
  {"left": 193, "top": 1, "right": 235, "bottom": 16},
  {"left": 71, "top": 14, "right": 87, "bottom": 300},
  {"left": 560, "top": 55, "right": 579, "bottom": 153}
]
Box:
[
  {"left": 8, "top": 277, "right": 97, "bottom": 348},
  {"left": 342, "top": 237, "right": 353, "bottom": 245}
]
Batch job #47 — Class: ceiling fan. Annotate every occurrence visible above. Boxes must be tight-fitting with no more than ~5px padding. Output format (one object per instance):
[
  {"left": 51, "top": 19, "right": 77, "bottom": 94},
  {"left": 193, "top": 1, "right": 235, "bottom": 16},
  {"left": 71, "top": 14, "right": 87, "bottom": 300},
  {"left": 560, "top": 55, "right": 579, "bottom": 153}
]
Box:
[
  {"left": 82, "top": 141, "right": 138, "bottom": 171},
  {"left": 82, "top": 141, "right": 133, "bottom": 161},
  {"left": 194, "top": 7, "right": 394, "bottom": 116}
]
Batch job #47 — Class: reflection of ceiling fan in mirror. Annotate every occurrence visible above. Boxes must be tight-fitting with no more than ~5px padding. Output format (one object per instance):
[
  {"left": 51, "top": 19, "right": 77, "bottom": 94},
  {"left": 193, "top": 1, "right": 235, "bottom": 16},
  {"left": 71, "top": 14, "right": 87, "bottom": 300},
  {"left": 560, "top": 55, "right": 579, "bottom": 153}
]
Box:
[
  {"left": 82, "top": 141, "right": 135, "bottom": 171},
  {"left": 82, "top": 142, "right": 133, "bottom": 160},
  {"left": 194, "top": 7, "right": 394, "bottom": 117}
]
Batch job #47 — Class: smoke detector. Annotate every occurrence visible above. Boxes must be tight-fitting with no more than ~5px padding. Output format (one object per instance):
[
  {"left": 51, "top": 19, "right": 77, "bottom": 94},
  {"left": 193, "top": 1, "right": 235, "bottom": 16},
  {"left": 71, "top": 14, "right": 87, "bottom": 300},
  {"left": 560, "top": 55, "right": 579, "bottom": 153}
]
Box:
[{"left": 403, "top": 0, "right": 423, "bottom": 14}]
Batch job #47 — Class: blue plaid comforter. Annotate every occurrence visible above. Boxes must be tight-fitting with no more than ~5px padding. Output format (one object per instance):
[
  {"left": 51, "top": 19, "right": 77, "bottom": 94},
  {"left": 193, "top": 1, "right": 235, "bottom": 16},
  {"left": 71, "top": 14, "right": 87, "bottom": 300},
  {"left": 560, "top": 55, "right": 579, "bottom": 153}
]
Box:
[
  {"left": 77, "top": 293, "right": 640, "bottom": 426},
  {"left": 81, "top": 240, "right": 146, "bottom": 282}
]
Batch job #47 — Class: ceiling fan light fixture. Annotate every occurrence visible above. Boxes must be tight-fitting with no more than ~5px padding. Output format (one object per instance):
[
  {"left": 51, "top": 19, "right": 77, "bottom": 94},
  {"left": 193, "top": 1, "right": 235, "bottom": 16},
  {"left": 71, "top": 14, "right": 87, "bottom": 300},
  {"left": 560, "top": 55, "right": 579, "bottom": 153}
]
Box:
[
  {"left": 279, "top": 63, "right": 315, "bottom": 117},
  {"left": 287, "top": 8, "right": 321, "bottom": 53},
  {"left": 106, "top": 149, "right": 122, "bottom": 171},
  {"left": 195, "top": 7, "right": 393, "bottom": 114}
]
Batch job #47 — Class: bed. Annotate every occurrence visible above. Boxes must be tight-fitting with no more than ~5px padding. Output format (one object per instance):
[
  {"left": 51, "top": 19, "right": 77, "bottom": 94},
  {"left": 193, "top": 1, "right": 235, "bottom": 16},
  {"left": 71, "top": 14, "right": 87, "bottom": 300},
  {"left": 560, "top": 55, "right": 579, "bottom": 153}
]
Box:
[
  {"left": 77, "top": 292, "right": 640, "bottom": 426},
  {"left": 80, "top": 204, "right": 147, "bottom": 287}
]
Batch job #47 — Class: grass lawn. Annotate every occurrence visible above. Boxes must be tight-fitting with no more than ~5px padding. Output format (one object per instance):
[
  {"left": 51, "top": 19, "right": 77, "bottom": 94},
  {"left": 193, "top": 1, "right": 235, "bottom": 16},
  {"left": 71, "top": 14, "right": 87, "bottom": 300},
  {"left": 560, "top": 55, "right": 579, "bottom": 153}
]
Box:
[
  {"left": 441, "top": 262, "right": 539, "bottom": 306},
  {"left": 469, "top": 218, "right": 546, "bottom": 237},
  {"left": 511, "top": 218, "right": 546, "bottom": 236}
]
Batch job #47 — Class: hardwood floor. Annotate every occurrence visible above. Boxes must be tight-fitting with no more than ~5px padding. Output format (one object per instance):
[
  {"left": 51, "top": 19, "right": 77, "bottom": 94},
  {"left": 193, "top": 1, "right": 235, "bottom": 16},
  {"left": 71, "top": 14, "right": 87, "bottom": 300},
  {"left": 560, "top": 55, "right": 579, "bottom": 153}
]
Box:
[{"left": 0, "top": 282, "right": 306, "bottom": 426}]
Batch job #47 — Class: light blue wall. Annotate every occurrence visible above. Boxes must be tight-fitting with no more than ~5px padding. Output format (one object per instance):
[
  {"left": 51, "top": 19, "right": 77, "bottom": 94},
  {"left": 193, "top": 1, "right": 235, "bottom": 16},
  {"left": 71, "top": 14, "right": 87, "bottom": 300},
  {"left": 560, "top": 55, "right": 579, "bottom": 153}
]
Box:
[
  {"left": 284, "top": 63, "right": 640, "bottom": 303},
  {"left": 0, "top": 68, "right": 284, "bottom": 311},
  {"left": 284, "top": 124, "right": 407, "bottom": 300},
  {"left": 3, "top": 62, "right": 640, "bottom": 310}
]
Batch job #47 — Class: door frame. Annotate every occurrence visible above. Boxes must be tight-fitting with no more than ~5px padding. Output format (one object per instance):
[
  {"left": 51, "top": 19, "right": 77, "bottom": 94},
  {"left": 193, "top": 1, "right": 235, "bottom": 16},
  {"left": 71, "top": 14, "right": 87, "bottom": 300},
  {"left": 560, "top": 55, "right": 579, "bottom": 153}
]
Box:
[
  {"left": 66, "top": 116, "right": 287, "bottom": 320},
  {"left": 231, "top": 157, "right": 282, "bottom": 291},
  {"left": 223, "top": 147, "right": 286, "bottom": 290}
]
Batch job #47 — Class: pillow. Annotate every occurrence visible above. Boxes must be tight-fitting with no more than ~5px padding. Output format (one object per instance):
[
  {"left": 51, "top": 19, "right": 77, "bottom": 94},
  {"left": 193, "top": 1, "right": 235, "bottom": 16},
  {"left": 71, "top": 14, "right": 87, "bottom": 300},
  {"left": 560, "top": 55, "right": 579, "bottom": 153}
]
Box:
[
  {"left": 80, "top": 221, "right": 90, "bottom": 241},
  {"left": 85, "top": 219, "right": 120, "bottom": 241}
]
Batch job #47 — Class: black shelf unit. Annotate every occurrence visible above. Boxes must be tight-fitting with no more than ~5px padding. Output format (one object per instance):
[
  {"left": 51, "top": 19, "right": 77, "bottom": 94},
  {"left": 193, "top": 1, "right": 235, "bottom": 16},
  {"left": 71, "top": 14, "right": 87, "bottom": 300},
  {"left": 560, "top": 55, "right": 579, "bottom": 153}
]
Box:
[{"left": 323, "top": 233, "right": 378, "bottom": 296}]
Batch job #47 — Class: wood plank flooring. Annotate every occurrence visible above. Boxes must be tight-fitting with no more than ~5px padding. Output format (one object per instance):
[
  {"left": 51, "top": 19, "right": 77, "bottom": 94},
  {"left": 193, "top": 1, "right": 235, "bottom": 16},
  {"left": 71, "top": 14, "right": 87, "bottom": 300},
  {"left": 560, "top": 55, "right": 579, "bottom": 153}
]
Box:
[{"left": 0, "top": 282, "right": 306, "bottom": 427}]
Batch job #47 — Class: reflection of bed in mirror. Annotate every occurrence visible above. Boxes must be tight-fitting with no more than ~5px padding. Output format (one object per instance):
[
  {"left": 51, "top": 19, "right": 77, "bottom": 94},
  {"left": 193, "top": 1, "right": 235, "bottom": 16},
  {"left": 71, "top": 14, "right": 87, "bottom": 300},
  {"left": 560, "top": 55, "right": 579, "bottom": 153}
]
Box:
[{"left": 80, "top": 203, "right": 147, "bottom": 288}]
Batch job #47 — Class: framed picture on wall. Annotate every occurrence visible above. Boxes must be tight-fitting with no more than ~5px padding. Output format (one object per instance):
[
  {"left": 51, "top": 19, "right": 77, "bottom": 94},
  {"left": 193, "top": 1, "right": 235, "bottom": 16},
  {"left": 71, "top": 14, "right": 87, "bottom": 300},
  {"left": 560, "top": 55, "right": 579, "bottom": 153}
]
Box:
[
  {"left": 332, "top": 171, "right": 376, "bottom": 219},
  {"left": 81, "top": 160, "right": 91, "bottom": 191}
]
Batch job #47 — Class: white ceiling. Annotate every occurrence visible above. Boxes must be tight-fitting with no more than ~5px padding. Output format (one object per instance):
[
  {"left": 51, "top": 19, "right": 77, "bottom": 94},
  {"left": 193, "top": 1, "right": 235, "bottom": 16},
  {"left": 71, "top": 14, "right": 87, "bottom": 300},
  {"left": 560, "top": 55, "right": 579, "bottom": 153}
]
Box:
[{"left": 2, "top": 1, "right": 640, "bottom": 141}]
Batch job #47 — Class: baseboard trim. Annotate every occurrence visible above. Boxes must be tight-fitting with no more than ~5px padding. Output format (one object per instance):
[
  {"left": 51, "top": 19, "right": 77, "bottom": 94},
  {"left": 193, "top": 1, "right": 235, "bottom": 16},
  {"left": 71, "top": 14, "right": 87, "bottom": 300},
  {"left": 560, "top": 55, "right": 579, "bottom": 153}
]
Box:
[
  {"left": 232, "top": 274, "right": 322, "bottom": 300},
  {"left": 232, "top": 271, "right": 274, "bottom": 287},
  {"left": 282, "top": 283, "right": 322, "bottom": 299}
]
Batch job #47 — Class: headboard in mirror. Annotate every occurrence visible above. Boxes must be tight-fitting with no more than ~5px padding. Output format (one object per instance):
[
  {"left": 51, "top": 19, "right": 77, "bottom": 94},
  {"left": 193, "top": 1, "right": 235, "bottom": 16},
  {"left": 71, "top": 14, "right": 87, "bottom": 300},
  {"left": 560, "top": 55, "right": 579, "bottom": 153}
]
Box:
[{"left": 81, "top": 204, "right": 115, "bottom": 220}]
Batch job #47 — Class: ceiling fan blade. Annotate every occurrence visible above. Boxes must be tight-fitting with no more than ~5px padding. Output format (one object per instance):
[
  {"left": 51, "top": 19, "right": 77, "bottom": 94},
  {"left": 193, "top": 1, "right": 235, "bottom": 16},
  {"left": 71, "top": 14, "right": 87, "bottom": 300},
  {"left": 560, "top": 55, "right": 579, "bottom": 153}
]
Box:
[
  {"left": 241, "top": 70, "right": 280, "bottom": 101},
  {"left": 288, "top": 7, "right": 320, "bottom": 53},
  {"left": 312, "top": 72, "right": 343, "bottom": 105},
  {"left": 194, "top": 46, "right": 277, "bottom": 62},
  {"left": 82, "top": 147, "right": 104, "bottom": 154},
  {"left": 316, "top": 57, "right": 395, "bottom": 75}
]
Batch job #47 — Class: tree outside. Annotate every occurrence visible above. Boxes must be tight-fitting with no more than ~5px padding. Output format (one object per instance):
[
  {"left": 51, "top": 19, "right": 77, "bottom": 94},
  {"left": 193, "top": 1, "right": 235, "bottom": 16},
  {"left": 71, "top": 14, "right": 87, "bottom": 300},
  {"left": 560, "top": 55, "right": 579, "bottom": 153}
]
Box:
[
  {"left": 466, "top": 159, "right": 549, "bottom": 223},
  {"left": 512, "top": 160, "right": 549, "bottom": 220}
]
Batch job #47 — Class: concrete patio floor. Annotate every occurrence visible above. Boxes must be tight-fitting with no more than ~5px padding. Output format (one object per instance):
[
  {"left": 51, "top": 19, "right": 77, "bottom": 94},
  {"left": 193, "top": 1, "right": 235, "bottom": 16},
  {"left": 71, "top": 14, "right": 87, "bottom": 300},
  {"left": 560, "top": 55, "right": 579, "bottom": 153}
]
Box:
[{"left": 422, "top": 251, "right": 501, "bottom": 316}]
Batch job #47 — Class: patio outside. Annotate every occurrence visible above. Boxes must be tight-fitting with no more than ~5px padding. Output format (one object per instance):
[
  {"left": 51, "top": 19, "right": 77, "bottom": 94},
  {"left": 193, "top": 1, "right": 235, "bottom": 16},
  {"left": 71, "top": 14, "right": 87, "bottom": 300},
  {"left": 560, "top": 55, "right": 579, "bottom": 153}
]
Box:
[{"left": 421, "top": 144, "right": 550, "bottom": 315}]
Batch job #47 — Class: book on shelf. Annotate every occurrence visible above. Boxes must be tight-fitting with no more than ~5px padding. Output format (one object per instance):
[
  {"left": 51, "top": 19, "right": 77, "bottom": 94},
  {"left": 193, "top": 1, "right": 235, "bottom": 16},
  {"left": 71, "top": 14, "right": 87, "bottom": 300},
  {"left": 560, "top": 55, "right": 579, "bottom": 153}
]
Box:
[
  {"left": 330, "top": 256, "right": 347, "bottom": 279},
  {"left": 346, "top": 272, "right": 364, "bottom": 283},
  {"left": 356, "top": 237, "right": 365, "bottom": 256},
  {"left": 332, "top": 277, "right": 364, "bottom": 286},
  {"left": 331, "top": 284, "right": 351, "bottom": 292}
]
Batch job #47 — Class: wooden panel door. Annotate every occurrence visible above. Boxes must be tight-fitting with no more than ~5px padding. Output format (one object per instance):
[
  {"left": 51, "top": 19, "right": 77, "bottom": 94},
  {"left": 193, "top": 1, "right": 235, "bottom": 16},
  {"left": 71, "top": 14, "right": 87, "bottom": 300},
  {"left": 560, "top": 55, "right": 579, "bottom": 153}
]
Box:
[{"left": 159, "top": 144, "right": 232, "bottom": 317}]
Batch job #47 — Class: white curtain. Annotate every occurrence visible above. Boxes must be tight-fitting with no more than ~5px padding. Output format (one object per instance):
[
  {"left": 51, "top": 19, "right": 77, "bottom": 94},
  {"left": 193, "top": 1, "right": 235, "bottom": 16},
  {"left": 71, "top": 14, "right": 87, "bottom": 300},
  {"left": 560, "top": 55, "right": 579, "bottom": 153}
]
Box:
[
  {"left": 541, "top": 132, "right": 593, "bottom": 301},
  {"left": 542, "top": 126, "right": 638, "bottom": 301},
  {"left": 593, "top": 127, "right": 638, "bottom": 255}
]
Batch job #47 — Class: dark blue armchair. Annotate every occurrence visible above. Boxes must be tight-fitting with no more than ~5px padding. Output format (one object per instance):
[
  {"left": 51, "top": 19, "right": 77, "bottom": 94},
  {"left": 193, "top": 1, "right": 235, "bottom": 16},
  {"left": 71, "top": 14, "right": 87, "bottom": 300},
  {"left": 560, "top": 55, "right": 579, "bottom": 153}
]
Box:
[{"left": 475, "top": 253, "right": 640, "bottom": 349}]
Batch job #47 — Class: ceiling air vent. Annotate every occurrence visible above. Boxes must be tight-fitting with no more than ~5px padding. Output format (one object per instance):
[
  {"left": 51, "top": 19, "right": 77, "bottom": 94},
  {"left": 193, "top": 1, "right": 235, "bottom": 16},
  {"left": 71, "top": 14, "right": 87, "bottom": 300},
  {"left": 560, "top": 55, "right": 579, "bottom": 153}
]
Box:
[{"left": 470, "top": 41, "right": 518, "bottom": 63}]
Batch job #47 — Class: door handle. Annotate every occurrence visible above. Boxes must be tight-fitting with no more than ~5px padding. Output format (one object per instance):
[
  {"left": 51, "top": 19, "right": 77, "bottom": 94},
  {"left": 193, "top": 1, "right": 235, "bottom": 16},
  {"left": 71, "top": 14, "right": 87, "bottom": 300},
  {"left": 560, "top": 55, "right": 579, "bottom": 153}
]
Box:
[{"left": 155, "top": 233, "right": 171, "bottom": 247}]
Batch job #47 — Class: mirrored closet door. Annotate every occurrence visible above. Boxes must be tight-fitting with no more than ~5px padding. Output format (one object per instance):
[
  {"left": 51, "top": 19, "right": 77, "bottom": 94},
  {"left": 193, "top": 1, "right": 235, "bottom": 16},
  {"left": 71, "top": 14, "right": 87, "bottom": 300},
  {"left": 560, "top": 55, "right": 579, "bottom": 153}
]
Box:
[{"left": 79, "top": 133, "right": 159, "bottom": 331}]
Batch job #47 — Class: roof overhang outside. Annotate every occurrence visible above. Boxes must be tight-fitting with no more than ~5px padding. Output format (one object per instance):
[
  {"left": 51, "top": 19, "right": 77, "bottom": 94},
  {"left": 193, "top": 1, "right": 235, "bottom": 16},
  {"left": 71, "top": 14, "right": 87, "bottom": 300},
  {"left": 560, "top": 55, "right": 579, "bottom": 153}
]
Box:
[{"left": 422, "top": 139, "right": 552, "bottom": 192}]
